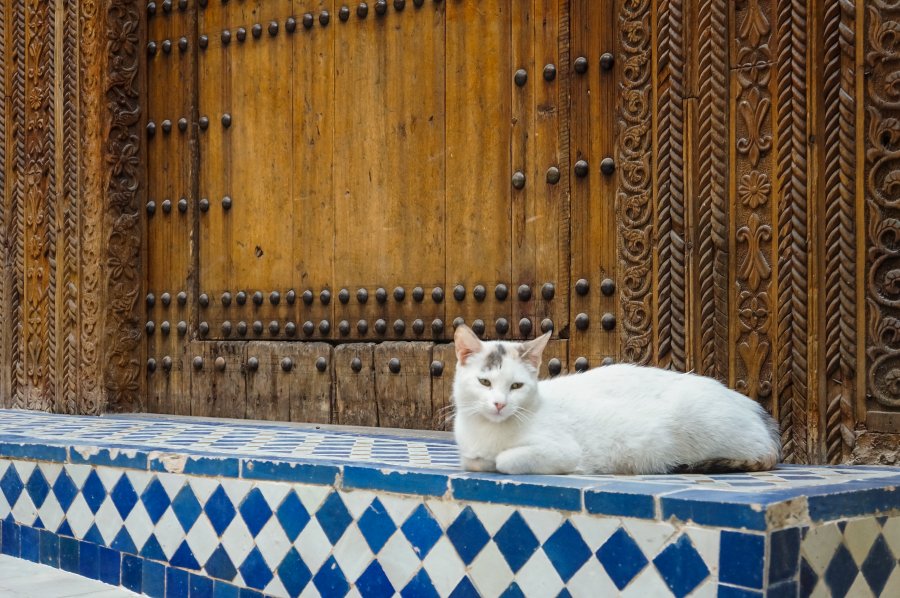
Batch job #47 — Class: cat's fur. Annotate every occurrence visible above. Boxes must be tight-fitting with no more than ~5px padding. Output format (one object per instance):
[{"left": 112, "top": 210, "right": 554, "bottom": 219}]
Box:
[{"left": 452, "top": 325, "right": 781, "bottom": 475}]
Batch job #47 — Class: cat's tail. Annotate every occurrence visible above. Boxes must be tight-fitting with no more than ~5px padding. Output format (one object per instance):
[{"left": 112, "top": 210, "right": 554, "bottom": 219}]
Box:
[{"left": 672, "top": 454, "right": 779, "bottom": 474}]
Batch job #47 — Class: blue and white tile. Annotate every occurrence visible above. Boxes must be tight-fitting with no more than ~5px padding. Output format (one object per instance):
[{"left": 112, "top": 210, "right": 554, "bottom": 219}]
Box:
[
  {"left": 620, "top": 563, "right": 670, "bottom": 597},
  {"left": 340, "top": 490, "right": 378, "bottom": 520},
  {"left": 568, "top": 513, "right": 620, "bottom": 551},
  {"left": 294, "top": 484, "right": 331, "bottom": 515},
  {"left": 470, "top": 502, "right": 516, "bottom": 536},
  {"left": 220, "top": 517, "right": 254, "bottom": 568},
  {"left": 377, "top": 529, "right": 421, "bottom": 591},
  {"left": 421, "top": 536, "right": 466, "bottom": 596},
  {"left": 293, "top": 519, "right": 332, "bottom": 574},
  {"left": 683, "top": 527, "right": 720, "bottom": 578},
  {"left": 331, "top": 524, "right": 374, "bottom": 582},
  {"left": 622, "top": 518, "right": 678, "bottom": 557},
  {"left": 256, "top": 517, "right": 294, "bottom": 572},
  {"left": 122, "top": 501, "right": 154, "bottom": 551},
  {"left": 567, "top": 557, "right": 620, "bottom": 597},
  {"left": 184, "top": 513, "right": 218, "bottom": 566},
  {"left": 94, "top": 497, "right": 125, "bottom": 545},
  {"left": 470, "top": 541, "right": 515, "bottom": 597},
  {"left": 186, "top": 476, "right": 219, "bottom": 505},
  {"left": 884, "top": 516, "right": 900, "bottom": 557},
  {"left": 65, "top": 494, "right": 94, "bottom": 539},
  {"left": 843, "top": 517, "right": 881, "bottom": 564},
  {"left": 154, "top": 507, "right": 186, "bottom": 559},
  {"left": 378, "top": 494, "right": 420, "bottom": 526},
  {"left": 424, "top": 499, "right": 462, "bottom": 530},
  {"left": 37, "top": 490, "right": 65, "bottom": 533},
  {"left": 515, "top": 548, "right": 566, "bottom": 597},
  {"left": 11, "top": 490, "right": 36, "bottom": 527},
  {"left": 801, "top": 522, "right": 842, "bottom": 573}
]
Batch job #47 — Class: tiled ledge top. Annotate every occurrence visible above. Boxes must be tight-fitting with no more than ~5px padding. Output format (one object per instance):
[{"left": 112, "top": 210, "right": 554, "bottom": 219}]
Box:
[{"left": 0, "top": 409, "right": 898, "bottom": 531}]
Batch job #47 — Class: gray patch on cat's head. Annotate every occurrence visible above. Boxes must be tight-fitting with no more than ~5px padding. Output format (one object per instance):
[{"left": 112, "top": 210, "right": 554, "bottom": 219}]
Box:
[{"left": 482, "top": 344, "right": 506, "bottom": 370}]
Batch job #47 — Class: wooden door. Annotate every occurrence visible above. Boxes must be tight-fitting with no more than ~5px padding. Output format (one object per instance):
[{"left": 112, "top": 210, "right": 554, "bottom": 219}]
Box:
[{"left": 144, "top": 0, "right": 617, "bottom": 427}]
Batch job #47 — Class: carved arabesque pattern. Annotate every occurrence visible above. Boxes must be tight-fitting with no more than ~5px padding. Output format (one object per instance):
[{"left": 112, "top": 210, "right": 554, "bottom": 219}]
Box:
[{"left": 10, "top": 0, "right": 25, "bottom": 409}]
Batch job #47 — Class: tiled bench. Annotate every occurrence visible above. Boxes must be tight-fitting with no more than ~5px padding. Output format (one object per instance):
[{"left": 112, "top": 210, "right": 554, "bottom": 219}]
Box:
[{"left": 0, "top": 409, "right": 898, "bottom": 597}]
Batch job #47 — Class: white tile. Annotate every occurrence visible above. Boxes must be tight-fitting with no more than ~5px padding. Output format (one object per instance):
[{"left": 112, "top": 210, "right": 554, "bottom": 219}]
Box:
[
  {"left": 65, "top": 464, "right": 92, "bottom": 489},
  {"left": 622, "top": 519, "right": 677, "bottom": 558},
  {"left": 377, "top": 494, "right": 421, "bottom": 526},
  {"left": 187, "top": 477, "right": 219, "bottom": 505},
  {"left": 94, "top": 496, "right": 125, "bottom": 545},
  {"left": 621, "top": 563, "right": 669, "bottom": 597},
  {"left": 96, "top": 466, "right": 123, "bottom": 492},
  {"left": 221, "top": 516, "right": 255, "bottom": 566},
  {"left": 299, "top": 580, "right": 322, "bottom": 598},
  {"left": 424, "top": 499, "right": 461, "bottom": 530},
  {"left": 566, "top": 558, "right": 620, "bottom": 598},
  {"left": 422, "top": 537, "right": 466, "bottom": 597},
  {"left": 684, "top": 527, "right": 721, "bottom": 576},
  {"left": 340, "top": 490, "right": 377, "bottom": 519},
  {"left": 378, "top": 531, "right": 422, "bottom": 591},
  {"left": 256, "top": 517, "right": 293, "bottom": 570},
  {"left": 844, "top": 518, "right": 881, "bottom": 566},
  {"left": 255, "top": 481, "right": 291, "bottom": 511},
  {"left": 883, "top": 516, "right": 900, "bottom": 559},
  {"left": 294, "top": 519, "right": 332, "bottom": 574},
  {"left": 514, "top": 549, "right": 565, "bottom": 598},
  {"left": 881, "top": 567, "right": 900, "bottom": 597},
  {"left": 470, "top": 503, "right": 515, "bottom": 536},
  {"left": 155, "top": 507, "right": 187, "bottom": 559},
  {"left": 568, "top": 514, "right": 620, "bottom": 551},
  {"left": 65, "top": 494, "right": 94, "bottom": 539},
  {"left": 13, "top": 461, "right": 36, "bottom": 482},
  {"left": 39, "top": 494, "right": 65, "bottom": 534},
  {"left": 846, "top": 573, "right": 876, "bottom": 598},
  {"left": 801, "top": 523, "right": 843, "bottom": 574},
  {"left": 264, "top": 575, "right": 290, "bottom": 598},
  {"left": 124, "top": 470, "right": 153, "bottom": 496},
  {"left": 156, "top": 472, "right": 187, "bottom": 500},
  {"left": 185, "top": 513, "right": 219, "bottom": 566},
  {"left": 37, "top": 462, "right": 62, "bottom": 485},
  {"left": 331, "top": 524, "right": 375, "bottom": 582},
  {"left": 469, "top": 542, "right": 515, "bottom": 598},
  {"left": 294, "top": 483, "right": 331, "bottom": 514},
  {"left": 10, "top": 492, "right": 37, "bottom": 527},
  {"left": 221, "top": 478, "right": 253, "bottom": 508},
  {"left": 123, "top": 501, "right": 154, "bottom": 551},
  {"left": 0, "top": 461, "right": 9, "bottom": 478}
]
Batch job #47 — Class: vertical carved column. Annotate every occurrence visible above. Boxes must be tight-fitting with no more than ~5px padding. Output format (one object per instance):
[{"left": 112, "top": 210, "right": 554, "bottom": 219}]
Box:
[
  {"left": 617, "top": 0, "right": 654, "bottom": 365},
  {"left": 10, "top": 0, "right": 25, "bottom": 409},
  {"left": 0, "top": 0, "right": 7, "bottom": 405}
]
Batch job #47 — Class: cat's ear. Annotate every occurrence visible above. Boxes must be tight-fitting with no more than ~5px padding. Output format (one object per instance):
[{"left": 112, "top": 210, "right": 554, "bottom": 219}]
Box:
[
  {"left": 519, "top": 331, "right": 551, "bottom": 369},
  {"left": 454, "top": 324, "right": 483, "bottom": 365}
]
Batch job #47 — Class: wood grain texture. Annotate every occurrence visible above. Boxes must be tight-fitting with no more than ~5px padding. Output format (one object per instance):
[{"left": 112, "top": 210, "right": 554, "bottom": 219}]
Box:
[
  {"left": 334, "top": 344, "right": 377, "bottom": 427},
  {"left": 0, "top": 0, "right": 8, "bottom": 406},
  {"left": 375, "top": 342, "right": 433, "bottom": 429}
]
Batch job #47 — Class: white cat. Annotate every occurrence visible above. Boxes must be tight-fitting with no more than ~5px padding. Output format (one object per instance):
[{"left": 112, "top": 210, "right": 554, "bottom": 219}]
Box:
[{"left": 452, "top": 324, "right": 781, "bottom": 475}]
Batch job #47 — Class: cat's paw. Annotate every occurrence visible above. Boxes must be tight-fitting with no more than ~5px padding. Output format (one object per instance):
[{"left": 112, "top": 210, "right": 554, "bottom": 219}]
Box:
[
  {"left": 462, "top": 456, "right": 496, "bottom": 472},
  {"left": 495, "top": 451, "right": 534, "bottom": 475}
]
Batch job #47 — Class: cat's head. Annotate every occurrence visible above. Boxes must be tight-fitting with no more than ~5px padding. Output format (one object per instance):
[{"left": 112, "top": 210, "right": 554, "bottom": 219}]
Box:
[{"left": 452, "top": 324, "right": 551, "bottom": 423}]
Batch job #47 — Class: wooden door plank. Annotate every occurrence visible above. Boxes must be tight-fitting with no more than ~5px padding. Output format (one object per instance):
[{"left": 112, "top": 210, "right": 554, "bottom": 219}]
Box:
[
  {"left": 245, "top": 341, "right": 290, "bottom": 422},
  {"left": 430, "top": 343, "right": 457, "bottom": 431},
  {"left": 333, "top": 344, "right": 377, "bottom": 427},
  {"left": 375, "top": 342, "right": 434, "bottom": 429},
  {"left": 286, "top": 342, "right": 333, "bottom": 425}
]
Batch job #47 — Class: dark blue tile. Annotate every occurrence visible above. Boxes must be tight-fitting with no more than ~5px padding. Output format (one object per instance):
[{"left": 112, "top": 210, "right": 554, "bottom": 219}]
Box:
[
  {"left": 205, "top": 545, "right": 238, "bottom": 582},
  {"left": 56, "top": 520, "right": 74, "bottom": 538},
  {"left": 451, "top": 476, "right": 581, "bottom": 511},
  {"left": 172, "top": 485, "right": 203, "bottom": 532},
  {"left": 143, "top": 559, "right": 167, "bottom": 598},
  {"left": 652, "top": 534, "right": 710, "bottom": 598},
  {"left": 205, "top": 486, "right": 237, "bottom": 537},
  {"left": 716, "top": 585, "right": 762, "bottom": 598},
  {"left": 20, "top": 525, "right": 39, "bottom": 562},
  {"left": 355, "top": 561, "right": 393, "bottom": 598},
  {"left": 824, "top": 543, "right": 857, "bottom": 597},
  {"left": 241, "top": 459, "right": 339, "bottom": 486},
  {"left": 807, "top": 482, "right": 900, "bottom": 522},
  {"left": 142, "top": 534, "right": 168, "bottom": 562},
  {"left": 239, "top": 589, "right": 264, "bottom": 598},
  {"left": 25, "top": 468, "right": 50, "bottom": 508},
  {"left": 584, "top": 481, "right": 685, "bottom": 519},
  {"left": 111, "top": 527, "right": 139, "bottom": 554},
  {"left": 400, "top": 568, "right": 440, "bottom": 598},
  {"left": 446, "top": 506, "right": 491, "bottom": 566},
  {"left": 313, "top": 556, "right": 349, "bottom": 598},
  {"left": 190, "top": 573, "right": 214, "bottom": 598},
  {"left": 239, "top": 547, "right": 274, "bottom": 590},
  {"left": 543, "top": 520, "right": 592, "bottom": 583},
  {"left": 719, "top": 531, "right": 764, "bottom": 589},
  {"left": 595, "top": 528, "right": 648, "bottom": 590},
  {"left": 99, "top": 546, "right": 121, "bottom": 586},
  {"left": 122, "top": 553, "right": 144, "bottom": 593},
  {"left": 70, "top": 447, "right": 148, "bottom": 469},
  {"left": 450, "top": 577, "right": 481, "bottom": 598},
  {"left": 84, "top": 523, "right": 105, "bottom": 546},
  {"left": 316, "top": 492, "right": 353, "bottom": 545},
  {"left": 766, "top": 581, "right": 797, "bottom": 598},
  {"left": 343, "top": 466, "right": 449, "bottom": 497},
  {"left": 278, "top": 547, "right": 312, "bottom": 598},
  {"left": 213, "top": 581, "right": 239, "bottom": 598},
  {"left": 151, "top": 456, "right": 239, "bottom": 478},
  {"left": 142, "top": 478, "right": 173, "bottom": 524},
  {"left": 769, "top": 527, "right": 801, "bottom": 584},
  {"left": 861, "top": 535, "right": 894, "bottom": 596},
  {"left": 276, "top": 491, "right": 310, "bottom": 544},
  {"left": 238, "top": 488, "right": 273, "bottom": 538},
  {"left": 60, "top": 535, "right": 79, "bottom": 572},
  {"left": 0, "top": 441, "right": 67, "bottom": 462},
  {"left": 79, "top": 541, "right": 100, "bottom": 580},
  {"left": 401, "top": 504, "right": 443, "bottom": 560},
  {"left": 39, "top": 529, "right": 59, "bottom": 568},
  {"left": 111, "top": 474, "right": 140, "bottom": 519},
  {"left": 660, "top": 490, "right": 780, "bottom": 531},
  {"left": 167, "top": 566, "right": 190, "bottom": 598},
  {"left": 171, "top": 540, "right": 202, "bottom": 570},
  {"left": 0, "top": 517, "right": 18, "bottom": 557},
  {"left": 493, "top": 512, "right": 539, "bottom": 574},
  {"left": 799, "top": 557, "right": 817, "bottom": 597},
  {"left": 82, "top": 469, "right": 107, "bottom": 514},
  {"left": 0, "top": 466, "right": 24, "bottom": 506},
  {"left": 498, "top": 581, "right": 526, "bottom": 598},
  {"left": 358, "top": 498, "right": 397, "bottom": 555},
  {"left": 52, "top": 470, "right": 79, "bottom": 512}
]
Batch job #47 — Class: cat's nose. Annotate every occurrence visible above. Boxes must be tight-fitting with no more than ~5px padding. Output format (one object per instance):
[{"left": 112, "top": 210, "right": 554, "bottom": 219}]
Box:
[{"left": 493, "top": 401, "right": 505, "bottom": 413}]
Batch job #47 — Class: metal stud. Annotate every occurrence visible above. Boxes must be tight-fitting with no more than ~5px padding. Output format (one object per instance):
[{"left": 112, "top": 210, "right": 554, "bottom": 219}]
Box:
[
  {"left": 541, "top": 318, "right": 554, "bottom": 333},
  {"left": 215, "top": 357, "right": 226, "bottom": 372},
  {"left": 199, "top": 35, "right": 208, "bottom": 49},
  {"left": 162, "top": 0, "right": 172, "bottom": 12},
  {"left": 472, "top": 319, "right": 485, "bottom": 336},
  {"left": 432, "top": 287, "right": 444, "bottom": 303},
  {"left": 548, "top": 358, "right": 562, "bottom": 376},
  {"left": 546, "top": 166, "right": 560, "bottom": 185},
  {"left": 542, "top": 283, "right": 555, "bottom": 300},
  {"left": 316, "top": 357, "right": 328, "bottom": 372},
  {"left": 196, "top": 198, "right": 208, "bottom": 214},
  {"left": 146, "top": 321, "right": 155, "bottom": 336},
  {"left": 281, "top": 358, "right": 293, "bottom": 372},
  {"left": 414, "top": 0, "right": 424, "bottom": 6},
  {"left": 357, "top": 320, "right": 368, "bottom": 334},
  {"left": 514, "top": 69, "right": 527, "bottom": 87},
  {"left": 432, "top": 319, "right": 444, "bottom": 334},
  {"left": 178, "top": 198, "right": 188, "bottom": 213},
  {"left": 357, "top": 3, "right": 368, "bottom": 18},
  {"left": 148, "top": 41, "right": 158, "bottom": 56},
  {"left": 453, "top": 285, "right": 466, "bottom": 301},
  {"left": 199, "top": 321, "right": 210, "bottom": 336},
  {"left": 161, "top": 292, "right": 171, "bottom": 306},
  {"left": 394, "top": 319, "right": 406, "bottom": 334},
  {"left": 161, "top": 119, "right": 172, "bottom": 133},
  {"left": 574, "top": 56, "right": 588, "bottom": 74},
  {"left": 148, "top": 358, "right": 157, "bottom": 373},
  {"left": 351, "top": 357, "right": 363, "bottom": 372},
  {"left": 431, "top": 361, "right": 443, "bottom": 377},
  {"left": 376, "top": 288, "right": 388, "bottom": 303},
  {"left": 600, "top": 52, "right": 615, "bottom": 71},
  {"left": 575, "top": 357, "right": 589, "bottom": 372},
  {"left": 286, "top": 290, "right": 296, "bottom": 304},
  {"left": 178, "top": 118, "right": 188, "bottom": 133},
  {"left": 393, "top": 287, "right": 406, "bottom": 302},
  {"left": 147, "top": 121, "right": 157, "bottom": 137},
  {"left": 221, "top": 30, "right": 231, "bottom": 45},
  {"left": 495, "top": 318, "right": 509, "bottom": 334},
  {"left": 574, "top": 160, "right": 589, "bottom": 177},
  {"left": 602, "top": 357, "right": 615, "bottom": 366},
  {"left": 162, "top": 199, "right": 172, "bottom": 214},
  {"left": 339, "top": 320, "right": 350, "bottom": 336},
  {"left": 512, "top": 171, "right": 526, "bottom": 190},
  {"left": 161, "top": 321, "right": 171, "bottom": 335},
  {"left": 340, "top": 6, "right": 350, "bottom": 21},
  {"left": 518, "top": 284, "right": 532, "bottom": 301},
  {"left": 333, "top": 288, "right": 347, "bottom": 305},
  {"left": 575, "top": 278, "right": 590, "bottom": 295},
  {"left": 388, "top": 358, "right": 401, "bottom": 373},
  {"left": 237, "top": 321, "right": 248, "bottom": 336},
  {"left": 357, "top": 288, "right": 369, "bottom": 303},
  {"left": 303, "top": 321, "right": 315, "bottom": 336},
  {"left": 543, "top": 64, "right": 557, "bottom": 81},
  {"left": 146, "top": 293, "right": 156, "bottom": 307},
  {"left": 253, "top": 291, "right": 263, "bottom": 305},
  {"left": 319, "top": 11, "right": 330, "bottom": 26},
  {"left": 375, "top": 319, "right": 387, "bottom": 334},
  {"left": 177, "top": 292, "right": 187, "bottom": 306},
  {"left": 269, "top": 321, "right": 280, "bottom": 335},
  {"left": 220, "top": 196, "right": 232, "bottom": 211},
  {"left": 495, "top": 284, "right": 509, "bottom": 301},
  {"left": 178, "top": 0, "right": 187, "bottom": 10},
  {"left": 394, "top": 0, "right": 405, "bottom": 9},
  {"left": 247, "top": 357, "right": 259, "bottom": 372},
  {"left": 285, "top": 322, "right": 297, "bottom": 337},
  {"left": 575, "top": 313, "right": 589, "bottom": 330},
  {"left": 162, "top": 39, "right": 172, "bottom": 54},
  {"left": 179, "top": 37, "right": 188, "bottom": 52},
  {"left": 193, "top": 356, "right": 204, "bottom": 370},
  {"left": 320, "top": 289, "right": 332, "bottom": 305},
  {"left": 286, "top": 17, "right": 297, "bottom": 33},
  {"left": 375, "top": 0, "right": 387, "bottom": 15},
  {"left": 319, "top": 320, "right": 331, "bottom": 335},
  {"left": 601, "top": 278, "right": 615, "bottom": 296},
  {"left": 600, "top": 157, "right": 616, "bottom": 176},
  {"left": 177, "top": 320, "right": 187, "bottom": 335},
  {"left": 147, "top": 2, "right": 157, "bottom": 16},
  {"left": 473, "top": 285, "right": 486, "bottom": 301},
  {"left": 519, "top": 318, "right": 533, "bottom": 335},
  {"left": 236, "top": 27, "right": 247, "bottom": 42},
  {"left": 236, "top": 291, "right": 247, "bottom": 305},
  {"left": 302, "top": 13, "right": 314, "bottom": 28},
  {"left": 601, "top": 313, "right": 616, "bottom": 331},
  {"left": 412, "top": 287, "right": 425, "bottom": 302},
  {"left": 162, "top": 356, "right": 173, "bottom": 372},
  {"left": 222, "top": 321, "right": 233, "bottom": 336},
  {"left": 270, "top": 291, "right": 281, "bottom": 305},
  {"left": 252, "top": 24, "right": 262, "bottom": 38},
  {"left": 412, "top": 319, "right": 425, "bottom": 335},
  {"left": 199, "top": 293, "right": 209, "bottom": 307},
  {"left": 303, "top": 290, "right": 314, "bottom": 305},
  {"left": 147, "top": 201, "right": 156, "bottom": 215},
  {"left": 253, "top": 320, "right": 263, "bottom": 335},
  {"left": 221, "top": 114, "right": 232, "bottom": 128},
  {"left": 199, "top": 116, "right": 209, "bottom": 130},
  {"left": 268, "top": 21, "right": 279, "bottom": 36}
]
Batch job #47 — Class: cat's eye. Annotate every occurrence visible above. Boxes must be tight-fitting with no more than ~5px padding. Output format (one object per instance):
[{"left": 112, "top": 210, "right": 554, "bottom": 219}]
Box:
[
  {"left": 478, "top": 378, "right": 491, "bottom": 387},
  {"left": 510, "top": 382, "right": 524, "bottom": 390}
]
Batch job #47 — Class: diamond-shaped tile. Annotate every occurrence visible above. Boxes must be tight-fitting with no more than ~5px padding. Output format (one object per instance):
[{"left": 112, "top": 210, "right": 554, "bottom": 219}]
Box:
[
  {"left": 123, "top": 501, "right": 154, "bottom": 551},
  {"left": 257, "top": 518, "right": 293, "bottom": 570},
  {"left": 185, "top": 514, "right": 219, "bottom": 567},
  {"left": 140, "top": 534, "right": 168, "bottom": 562},
  {"left": 596, "top": 528, "right": 649, "bottom": 590},
  {"left": 204, "top": 544, "right": 237, "bottom": 582},
  {"left": 221, "top": 517, "right": 254, "bottom": 567},
  {"left": 52, "top": 471, "right": 78, "bottom": 512},
  {"left": 170, "top": 540, "right": 201, "bottom": 571},
  {"left": 450, "top": 576, "right": 481, "bottom": 598},
  {"left": 141, "top": 478, "right": 171, "bottom": 524},
  {"left": 204, "top": 485, "right": 236, "bottom": 536},
  {"left": 861, "top": 536, "right": 894, "bottom": 597},
  {"left": 65, "top": 494, "right": 94, "bottom": 539},
  {"left": 493, "top": 511, "right": 539, "bottom": 574},
  {"left": 110, "top": 474, "right": 139, "bottom": 520},
  {"left": 239, "top": 488, "right": 273, "bottom": 537},
  {"left": 240, "top": 546, "right": 275, "bottom": 591},
  {"left": 37, "top": 493, "right": 64, "bottom": 533},
  {"left": 316, "top": 492, "right": 353, "bottom": 545},
  {"left": 825, "top": 543, "right": 859, "bottom": 598},
  {"left": 422, "top": 537, "right": 466, "bottom": 597},
  {"left": 313, "top": 556, "right": 349, "bottom": 598},
  {"left": 542, "top": 520, "right": 592, "bottom": 583},
  {"left": 172, "top": 484, "right": 203, "bottom": 532},
  {"left": 155, "top": 507, "right": 187, "bottom": 559},
  {"left": 514, "top": 548, "right": 565, "bottom": 597},
  {"left": 332, "top": 524, "right": 375, "bottom": 583},
  {"left": 111, "top": 528, "right": 138, "bottom": 554},
  {"left": 276, "top": 491, "right": 310, "bottom": 543},
  {"left": 356, "top": 560, "right": 394, "bottom": 598},
  {"left": 1, "top": 466, "right": 24, "bottom": 505},
  {"left": 294, "top": 519, "right": 332, "bottom": 575},
  {"left": 379, "top": 531, "right": 422, "bottom": 591},
  {"left": 25, "top": 468, "right": 50, "bottom": 508},
  {"left": 401, "top": 568, "right": 440, "bottom": 598},
  {"left": 82, "top": 470, "right": 107, "bottom": 514},
  {"left": 10, "top": 491, "right": 37, "bottom": 526},
  {"left": 94, "top": 497, "right": 125, "bottom": 545},
  {"left": 401, "top": 504, "right": 442, "bottom": 560},
  {"left": 359, "top": 498, "right": 397, "bottom": 555},
  {"left": 278, "top": 547, "right": 312, "bottom": 598},
  {"left": 845, "top": 518, "right": 881, "bottom": 566},
  {"left": 652, "top": 534, "right": 710, "bottom": 598},
  {"left": 447, "top": 507, "right": 491, "bottom": 566},
  {"left": 469, "top": 542, "right": 515, "bottom": 598}
]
